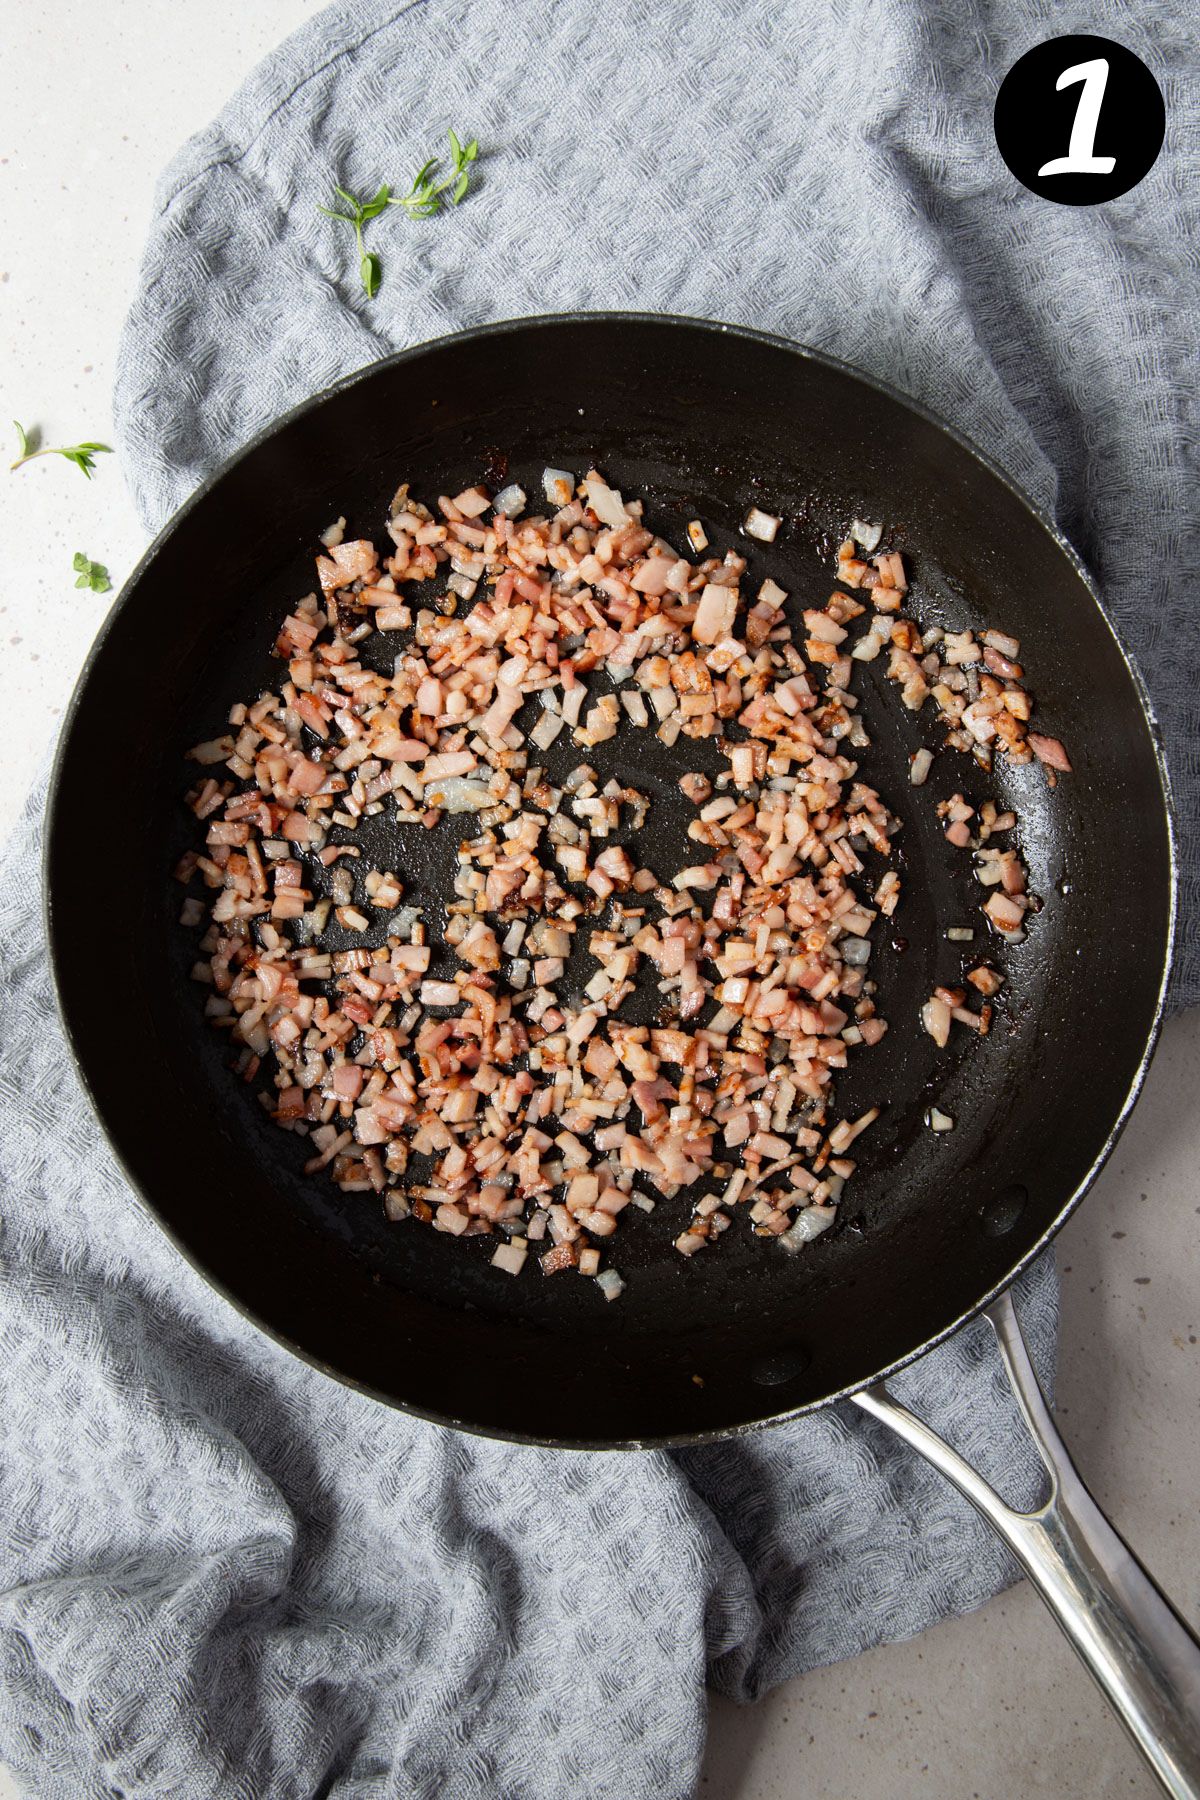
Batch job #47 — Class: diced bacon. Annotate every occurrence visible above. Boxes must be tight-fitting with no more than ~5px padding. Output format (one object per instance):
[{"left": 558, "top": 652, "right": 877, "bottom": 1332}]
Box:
[
  {"left": 185, "top": 464, "right": 1054, "bottom": 1301},
  {"left": 1027, "top": 732, "right": 1072, "bottom": 772}
]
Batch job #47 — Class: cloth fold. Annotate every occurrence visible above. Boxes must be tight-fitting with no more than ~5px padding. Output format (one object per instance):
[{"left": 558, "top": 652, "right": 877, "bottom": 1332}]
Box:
[{"left": 1, "top": 0, "right": 1193, "bottom": 1792}]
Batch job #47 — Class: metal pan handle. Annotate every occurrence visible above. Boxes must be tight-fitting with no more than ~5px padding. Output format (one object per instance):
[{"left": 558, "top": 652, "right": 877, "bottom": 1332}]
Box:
[{"left": 852, "top": 1288, "right": 1200, "bottom": 1799}]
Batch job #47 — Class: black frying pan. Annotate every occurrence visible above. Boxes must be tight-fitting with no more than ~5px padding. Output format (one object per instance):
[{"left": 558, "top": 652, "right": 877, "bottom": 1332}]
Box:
[{"left": 44, "top": 316, "right": 1198, "bottom": 1790}]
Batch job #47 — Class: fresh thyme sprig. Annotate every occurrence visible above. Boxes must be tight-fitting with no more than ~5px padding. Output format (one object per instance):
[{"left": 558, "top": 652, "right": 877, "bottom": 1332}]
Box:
[
  {"left": 317, "top": 132, "right": 481, "bottom": 298},
  {"left": 11, "top": 421, "right": 112, "bottom": 478},
  {"left": 316, "top": 182, "right": 392, "bottom": 297}
]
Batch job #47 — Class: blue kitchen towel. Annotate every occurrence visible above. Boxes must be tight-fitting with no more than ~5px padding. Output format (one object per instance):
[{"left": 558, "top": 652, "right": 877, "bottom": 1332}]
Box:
[{"left": 0, "top": 0, "right": 1193, "bottom": 1793}]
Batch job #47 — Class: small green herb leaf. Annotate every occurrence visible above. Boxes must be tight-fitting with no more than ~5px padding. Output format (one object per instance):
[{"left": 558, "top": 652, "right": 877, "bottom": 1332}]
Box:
[
  {"left": 72, "top": 552, "right": 111, "bottom": 593},
  {"left": 359, "top": 183, "right": 392, "bottom": 222},
  {"left": 62, "top": 443, "right": 112, "bottom": 479},
  {"left": 11, "top": 425, "right": 111, "bottom": 477},
  {"left": 360, "top": 251, "right": 382, "bottom": 298}
]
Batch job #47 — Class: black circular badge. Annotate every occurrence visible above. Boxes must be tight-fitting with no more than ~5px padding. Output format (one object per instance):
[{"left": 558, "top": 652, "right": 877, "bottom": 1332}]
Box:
[{"left": 994, "top": 35, "right": 1165, "bottom": 205}]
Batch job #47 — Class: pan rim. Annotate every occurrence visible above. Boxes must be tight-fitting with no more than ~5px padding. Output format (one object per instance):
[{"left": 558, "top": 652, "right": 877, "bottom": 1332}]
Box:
[{"left": 43, "top": 310, "right": 1179, "bottom": 1450}]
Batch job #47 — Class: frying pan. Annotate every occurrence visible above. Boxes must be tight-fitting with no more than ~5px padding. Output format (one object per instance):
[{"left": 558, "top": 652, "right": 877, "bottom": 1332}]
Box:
[{"left": 45, "top": 316, "right": 1198, "bottom": 1792}]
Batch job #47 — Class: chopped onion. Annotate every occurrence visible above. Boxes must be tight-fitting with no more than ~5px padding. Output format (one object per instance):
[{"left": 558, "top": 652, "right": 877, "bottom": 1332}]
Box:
[
  {"left": 492, "top": 483, "right": 527, "bottom": 517},
  {"left": 849, "top": 518, "right": 883, "bottom": 554},
  {"left": 781, "top": 1205, "right": 837, "bottom": 1249},
  {"left": 420, "top": 981, "right": 460, "bottom": 1007},
  {"left": 910, "top": 747, "right": 934, "bottom": 786},
  {"left": 543, "top": 467, "right": 574, "bottom": 506},
  {"left": 851, "top": 634, "right": 884, "bottom": 662},
  {"left": 922, "top": 995, "right": 952, "bottom": 1047},
  {"left": 744, "top": 507, "right": 781, "bottom": 543},
  {"left": 531, "top": 711, "right": 565, "bottom": 751},
  {"left": 581, "top": 473, "right": 630, "bottom": 529},
  {"left": 491, "top": 1241, "right": 528, "bottom": 1275},
  {"left": 427, "top": 777, "right": 494, "bottom": 814}
]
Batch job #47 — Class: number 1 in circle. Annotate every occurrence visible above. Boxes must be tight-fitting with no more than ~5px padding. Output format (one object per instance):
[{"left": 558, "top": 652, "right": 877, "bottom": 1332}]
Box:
[{"left": 1038, "top": 58, "right": 1117, "bottom": 177}]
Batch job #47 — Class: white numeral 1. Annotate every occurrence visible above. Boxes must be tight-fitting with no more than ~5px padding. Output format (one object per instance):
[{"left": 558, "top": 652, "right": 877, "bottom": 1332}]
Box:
[{"left": 1037, "top": 58, "right": 1117, "bottom": 176}]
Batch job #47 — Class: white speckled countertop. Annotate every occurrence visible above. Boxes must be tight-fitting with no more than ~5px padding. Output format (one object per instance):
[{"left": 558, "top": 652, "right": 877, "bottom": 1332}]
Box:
[{"left": 0, "top": 6, "right": 1195, "bottom": 1796}]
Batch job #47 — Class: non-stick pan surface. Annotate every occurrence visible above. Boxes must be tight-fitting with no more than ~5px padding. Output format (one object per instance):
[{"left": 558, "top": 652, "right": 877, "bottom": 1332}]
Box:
[{"left": 46, "top": 316, "right": 1174, "bottom": 1447}]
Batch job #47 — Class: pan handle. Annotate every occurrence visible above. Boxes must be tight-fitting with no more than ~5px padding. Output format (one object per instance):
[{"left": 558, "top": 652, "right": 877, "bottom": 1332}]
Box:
[{"left": 851, "top": 1287, "right": 1200, "bottom": 1799}]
